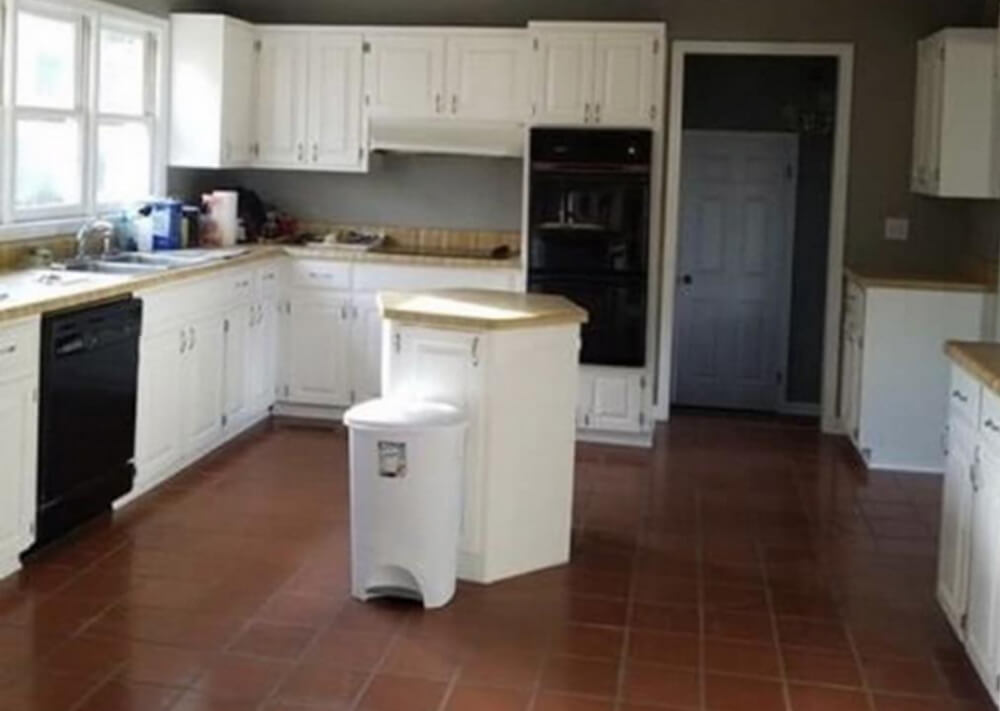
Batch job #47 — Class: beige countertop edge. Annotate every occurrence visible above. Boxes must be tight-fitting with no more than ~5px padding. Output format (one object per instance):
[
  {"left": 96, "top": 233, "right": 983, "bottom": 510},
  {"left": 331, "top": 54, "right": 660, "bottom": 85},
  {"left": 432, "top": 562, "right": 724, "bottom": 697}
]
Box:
[
  {"left": 380, "top": 309, "right": 586, "bottom": 332},
  {"left": 945, "top": 342, "right": 1000, "bottom": 395},
  {"left": 0, "top": 247, "right": 524, "bottom": 325},
  {"left": 845, "top": 267, "right": 993, "bottom": 294}
]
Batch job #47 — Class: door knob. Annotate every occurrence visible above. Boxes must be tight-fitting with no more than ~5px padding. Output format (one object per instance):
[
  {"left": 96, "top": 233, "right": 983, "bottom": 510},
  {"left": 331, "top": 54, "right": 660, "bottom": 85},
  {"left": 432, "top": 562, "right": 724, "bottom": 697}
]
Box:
[{"left": 680, "top": 274, "right": 693, "bottom": 285}]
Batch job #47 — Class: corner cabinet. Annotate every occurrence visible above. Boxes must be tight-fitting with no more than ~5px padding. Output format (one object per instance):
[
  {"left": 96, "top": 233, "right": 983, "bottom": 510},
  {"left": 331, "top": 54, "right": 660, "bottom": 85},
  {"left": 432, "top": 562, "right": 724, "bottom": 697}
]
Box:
[
  {"left": 911, "top": 29, "right": 997, "bottom": 199},
  {"left": 529, "top": 22, "right": 665, "bottom": 127},
  {"left": 0, "top": 317, "right": 40, "bottom": 579},
  {"left": 837, "top": 277, "right": 985, "bottom": 472},
  {"left": 939, "top": 363, "right": 1000, "bottom": 705},
  {"left": 169, "top": 14, "right": 257, "bottom": 168},
  {"left": 255, "top": 28, "right": 367, "bottom": 172}
]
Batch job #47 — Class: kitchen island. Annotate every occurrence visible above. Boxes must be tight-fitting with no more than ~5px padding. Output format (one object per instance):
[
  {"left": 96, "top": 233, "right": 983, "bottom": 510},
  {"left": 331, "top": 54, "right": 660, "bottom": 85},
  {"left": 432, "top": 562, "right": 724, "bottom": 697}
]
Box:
[{"left": 378, "top": 288, "right": 588, "bottom": 584}]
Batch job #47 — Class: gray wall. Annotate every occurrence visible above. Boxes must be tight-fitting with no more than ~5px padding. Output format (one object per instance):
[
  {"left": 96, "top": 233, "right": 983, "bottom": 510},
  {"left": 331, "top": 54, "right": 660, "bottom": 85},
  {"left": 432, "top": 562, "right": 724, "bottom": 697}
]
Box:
[
  {"left": 170, "top": 154, "right": 523, "bottom": 230},
  {"left": 148, "top": 0, "right": 988, "bottom": 269},
  {"left": 683, "top": 55, "right": 835, "bottom": 406}
]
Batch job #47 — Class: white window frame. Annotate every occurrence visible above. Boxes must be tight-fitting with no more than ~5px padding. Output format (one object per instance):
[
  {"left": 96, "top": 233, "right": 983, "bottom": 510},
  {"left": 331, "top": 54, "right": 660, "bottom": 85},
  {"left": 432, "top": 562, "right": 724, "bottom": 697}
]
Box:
[{"left": 0, "top": 0, "right": 167, "bottom": 238}]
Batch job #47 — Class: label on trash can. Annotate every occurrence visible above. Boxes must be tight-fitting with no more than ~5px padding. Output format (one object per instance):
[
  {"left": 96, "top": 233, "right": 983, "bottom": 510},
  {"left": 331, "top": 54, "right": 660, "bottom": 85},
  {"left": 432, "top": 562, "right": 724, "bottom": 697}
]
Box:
[{"left": 378, "top": 441, "right": 407, "bottom": 478}]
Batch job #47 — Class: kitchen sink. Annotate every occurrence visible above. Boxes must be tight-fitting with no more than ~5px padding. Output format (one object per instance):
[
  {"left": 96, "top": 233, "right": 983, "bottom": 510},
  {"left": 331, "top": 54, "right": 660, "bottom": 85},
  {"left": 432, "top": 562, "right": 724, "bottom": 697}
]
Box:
[{"left": 60, "top": 258, "right": 171, "bottom": 275}]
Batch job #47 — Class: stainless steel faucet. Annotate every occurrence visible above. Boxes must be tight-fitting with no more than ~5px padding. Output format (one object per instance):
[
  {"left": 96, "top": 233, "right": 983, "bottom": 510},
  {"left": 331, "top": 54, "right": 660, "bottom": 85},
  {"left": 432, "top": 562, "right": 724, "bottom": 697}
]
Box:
[{"left": 75, "top": 219, "right": 116, "bottom": 259}]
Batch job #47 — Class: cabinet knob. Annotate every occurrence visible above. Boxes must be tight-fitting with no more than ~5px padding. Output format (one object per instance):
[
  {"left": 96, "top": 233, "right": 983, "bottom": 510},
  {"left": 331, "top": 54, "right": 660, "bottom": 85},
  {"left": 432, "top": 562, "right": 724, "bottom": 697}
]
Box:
[
  {"left": 952, "top": 389, "right": 969, "bottom": 404},
  {"left": 297, "top": 143, "right": 304, "bottom": 162},
  {"left": 451, "top": 94, "right": 458, "bottom": 114},
  {"left": 584, "top": 103, "right": 592, "bottom": 123},
  {"left": 594, "top": 103, "right": 602, "bottom": 123},
  {"left": 313, "top": 143, "right": 319, "bottom": 163}
]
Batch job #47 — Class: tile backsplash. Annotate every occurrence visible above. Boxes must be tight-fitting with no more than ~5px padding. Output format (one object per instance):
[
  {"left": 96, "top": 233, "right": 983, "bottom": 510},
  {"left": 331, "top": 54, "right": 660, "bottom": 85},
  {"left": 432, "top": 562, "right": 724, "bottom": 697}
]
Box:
[
  {"left": 0, "top": 234, "right": 75, "bottom": 272},
  {"left": 300, "top": 222, "right": 521, "bottom": 256}
]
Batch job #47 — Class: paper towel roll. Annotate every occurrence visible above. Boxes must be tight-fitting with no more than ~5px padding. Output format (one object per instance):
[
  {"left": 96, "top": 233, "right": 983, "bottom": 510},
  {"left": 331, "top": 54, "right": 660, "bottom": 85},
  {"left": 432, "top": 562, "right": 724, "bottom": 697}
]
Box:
[{"left": 205, "top": 191, "right": 239, "bottom": 247}]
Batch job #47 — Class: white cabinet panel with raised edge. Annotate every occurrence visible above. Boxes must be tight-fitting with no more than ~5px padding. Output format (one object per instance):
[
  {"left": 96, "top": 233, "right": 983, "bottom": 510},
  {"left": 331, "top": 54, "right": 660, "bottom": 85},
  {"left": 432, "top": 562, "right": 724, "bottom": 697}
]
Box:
[
  {"left": 308, "top": 31, "right": 365, "bottom": 171},
  {"left": 255, "top": 29, "right": 309, "bottom": 166},
  {"left": 593, "top": 31, "right": 660, "bottom": 127},
  {"left": 445, "top": 32, "right": 529, "bottom": 121},
  {"left": 365, "top": 32, "right": 446, "bottom": 118}
]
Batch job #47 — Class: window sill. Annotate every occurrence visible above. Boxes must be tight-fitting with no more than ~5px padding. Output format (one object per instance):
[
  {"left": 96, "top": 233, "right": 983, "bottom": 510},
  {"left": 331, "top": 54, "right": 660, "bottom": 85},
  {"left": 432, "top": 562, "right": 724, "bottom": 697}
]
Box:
[{"left": 0, "top": 217, "right": 88, "bottom": 243}]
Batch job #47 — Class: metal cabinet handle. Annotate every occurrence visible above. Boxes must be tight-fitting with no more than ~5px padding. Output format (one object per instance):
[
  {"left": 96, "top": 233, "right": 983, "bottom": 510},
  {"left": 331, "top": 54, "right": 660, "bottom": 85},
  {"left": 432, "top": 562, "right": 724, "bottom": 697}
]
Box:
[
  {"left": 986, "top": 419, "right": 1000, "bottom": 434},
  {"left": 952, "top": 389, "right": 969, "bottom": 404},
  {"left": 584, "top": 103, "right": 591, "bottom": 123},
  {"left": 434, "top": 93, "right": 443, "bottom": 113},
  {"left": 180, "top": 329, "right": 187, "bottom": 354},
  {"left": 0, "top": 344, "right": 16, "bottom": 355},
  {"left": 471, "top": 337, "right": 480, "bottom": 367},
  {"left": 297, "top": 143, "right": 304, "bottom": 162},
  {"left": 189, "top": 326, "right": 196, "bottom": 351},
  {"left": 341, "top": 305, "right": 348, "bottom": 319},
  {"left": 451, "top": 94, "right": 458, "bottom": 114},
  {"left": 971, "top": 462, "right": 981, "bottom": 493},
  {"left": 313, "top": 143, "right": 319, "bottom": 162},
  {"left": 594, "top": 103, "right": 602, "bottom": 123}
]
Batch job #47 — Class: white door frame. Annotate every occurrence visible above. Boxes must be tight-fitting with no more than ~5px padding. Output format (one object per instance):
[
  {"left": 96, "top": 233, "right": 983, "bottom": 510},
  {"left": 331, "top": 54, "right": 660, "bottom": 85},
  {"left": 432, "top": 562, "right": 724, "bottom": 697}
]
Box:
[
  {"left": 655, "top": 41, "right": 855, "bottom": 433},
  {"left": 676, "top": 129, "right": 799, "bottom": 414}
]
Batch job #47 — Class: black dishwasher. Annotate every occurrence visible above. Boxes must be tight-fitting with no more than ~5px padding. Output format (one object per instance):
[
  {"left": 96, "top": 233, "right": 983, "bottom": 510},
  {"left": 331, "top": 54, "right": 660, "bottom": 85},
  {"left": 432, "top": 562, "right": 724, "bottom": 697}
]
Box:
[{"left": 33, "top": 297, "right": 142, "bottom": 550}]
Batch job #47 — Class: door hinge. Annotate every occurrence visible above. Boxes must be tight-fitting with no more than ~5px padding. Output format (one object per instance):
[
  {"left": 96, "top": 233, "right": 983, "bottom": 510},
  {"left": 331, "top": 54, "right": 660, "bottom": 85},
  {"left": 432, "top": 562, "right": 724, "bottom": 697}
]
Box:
[
  {"left": 639, "top": 412, "right": 646, "bottom": 427},
  {"left": 583, "top": 414, "right": 591, "bottom": 427},
  {"left": 471, "top": 337, "right": 480, "bottom": 366},
  {"left": 253, "top": 39, "right": 262, "bottom": 52},
  {"left": 961, "top": 613, "right": 968, "bottom": 632},
  {"left": 358, "top": 146, "right": 364, "bottom": 160},
  {"left": 653, "top": 38, "right": 660, "bottom": 55},
  {"left": 283, "top": 385, "right": 290, "bottom": 398},
  {"left": 221, "top": 414, "right": 228, "bottom": 427},
  {"left": 394, "top": 333, "right": 401, "bottom": 354},
  {"left": 362, "top": 40, "right": 371, "bottom": 53},
  {"left": 29, "top": 520, "right": 35, "bottom": 535},
  {"left": 640, "top": 376, "right": 647, "bottom": 390},
  {"left": 650, "top": 104, "right": 657, "bottom": 121},
  {"left": 532, "top": 37, "right": 539, "bottom": 51},
  {"left": 223, "top": 319, "right": 230, "bottom": 334},
  {"left": 350, "top": 389, "right": 356, "bottom": 404},
  {"left": 364, "top": 94, "right": 371, "bottom": 107}
]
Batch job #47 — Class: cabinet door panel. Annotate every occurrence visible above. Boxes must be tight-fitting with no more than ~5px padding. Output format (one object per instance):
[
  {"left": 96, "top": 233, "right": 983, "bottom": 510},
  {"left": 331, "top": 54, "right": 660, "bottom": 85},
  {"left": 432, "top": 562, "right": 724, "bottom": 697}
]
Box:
[
  {"left": 248, "top": 300, "right": 279, "bottom": 412},
  {"left": 937, "top": 421, "right": 975, "bottom": 636},
  {"left": 0, "top": 377, "right": 37, "bottom": 560},
  {"left": 532, "top": 31, "right": 594, "bottom": 125},
  {"left": 287, "top": 294, "right": 352, "bottom": 406},
  {"left": 308, "top": 32, "right": 364, "bottom": 170},
  {"left": 588, "top": 371, "right": 642, "bottom": 432},
  {"left": 255, "top": 30, "right": 308, "bottom": 166},
  {"left": 352, "top": 293, "right": 383, "bottom": 404},
  {"left": 966, "top": 445, "right": 1000, "bottom": 689},
  {"left": 223, "top": 304, "right": 251, "bottom": 426},
  {"left": 221, "top": 19, "right": 256, "bottom": 166},
  {"left": 592, "top": 31, "right": 658, "bottom": 127},
  {"left": 135, "top": 328, "right": 184, "bottom": 488},
  {"left": 389, "top": 328, "right": 484, "bottom": 555},
  {"left": 365, "top": 34, "right": 446, "bottom": 118},
  {"left": 446, "top": 33, "right": 529, "bottom": 121},
  {"left": 183, "top": 314, "right": 225, "bottom": 455}
]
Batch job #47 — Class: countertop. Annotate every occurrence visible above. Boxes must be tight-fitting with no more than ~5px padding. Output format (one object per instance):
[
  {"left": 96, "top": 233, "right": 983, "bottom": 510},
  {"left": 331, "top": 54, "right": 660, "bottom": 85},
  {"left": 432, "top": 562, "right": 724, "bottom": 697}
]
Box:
[
  {"left": 845, "top": 267, "right": 993, "bottom": 293},
  {"left": 378, "top": 289, "right": 589, "bottom": 331},
  {"left": 0, "top": 245, "right": 523, "bottom": 325},
  {"left": 945, "top": 341, "right": 1000, "bottom": 394}
]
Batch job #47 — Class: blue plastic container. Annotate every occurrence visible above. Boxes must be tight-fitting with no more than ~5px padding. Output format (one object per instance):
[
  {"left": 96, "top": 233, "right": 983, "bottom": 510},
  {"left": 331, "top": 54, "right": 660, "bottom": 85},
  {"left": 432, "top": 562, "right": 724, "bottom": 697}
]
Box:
[{"left": 151, "top": 199, "right": 184, "bottom": 251}]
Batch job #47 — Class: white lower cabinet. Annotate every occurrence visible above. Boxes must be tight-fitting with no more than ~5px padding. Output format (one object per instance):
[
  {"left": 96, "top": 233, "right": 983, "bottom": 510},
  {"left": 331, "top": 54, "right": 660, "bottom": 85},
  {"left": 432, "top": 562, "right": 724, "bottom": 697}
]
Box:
[
  {"left": 938, "top": 416, "right": 975, "bottom": 635},
  {"left": 285, "top": 291, "right": 353, "bottom": 406},
  {"left": 352, "top": 292, "right": 384, "bottom": 403},
  {"left": 0, "top": 316, "right": 40, "bottom": 578},
  {"left": 577, "top": 366, "right": 649, "bottom": 437},
  {"left": 131, "top": 261, "right": 282, "bottom": 500},
  {"left": 938, "top": 363, "right": 1000, "bottom": 704}
]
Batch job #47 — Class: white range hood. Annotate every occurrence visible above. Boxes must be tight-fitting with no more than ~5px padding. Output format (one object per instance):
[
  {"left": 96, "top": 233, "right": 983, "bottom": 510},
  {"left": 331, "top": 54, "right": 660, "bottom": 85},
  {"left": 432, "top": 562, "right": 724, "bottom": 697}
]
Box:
[{"left": 369, "top": 117, "right": 526, "bottom": 158}]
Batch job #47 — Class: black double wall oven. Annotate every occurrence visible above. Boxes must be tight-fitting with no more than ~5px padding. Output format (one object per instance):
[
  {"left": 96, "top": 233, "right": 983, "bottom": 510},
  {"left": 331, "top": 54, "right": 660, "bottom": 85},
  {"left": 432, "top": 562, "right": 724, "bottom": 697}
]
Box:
[{"left": 528, "top": 128, "right": 652, "bottom": 367}]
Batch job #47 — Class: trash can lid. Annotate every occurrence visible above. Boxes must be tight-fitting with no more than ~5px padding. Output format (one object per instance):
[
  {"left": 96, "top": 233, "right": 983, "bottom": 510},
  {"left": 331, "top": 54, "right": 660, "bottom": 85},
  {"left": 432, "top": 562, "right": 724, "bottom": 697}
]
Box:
[{"left": 344, "top": 398, "right": 467, "bottom": 430}]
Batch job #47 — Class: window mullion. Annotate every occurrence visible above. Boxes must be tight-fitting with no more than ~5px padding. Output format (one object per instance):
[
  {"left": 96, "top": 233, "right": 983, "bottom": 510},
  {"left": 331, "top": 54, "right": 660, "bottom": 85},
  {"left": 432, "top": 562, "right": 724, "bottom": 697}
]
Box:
[{"left": 81, "top": 9, "right": 96, "bottom": 217}]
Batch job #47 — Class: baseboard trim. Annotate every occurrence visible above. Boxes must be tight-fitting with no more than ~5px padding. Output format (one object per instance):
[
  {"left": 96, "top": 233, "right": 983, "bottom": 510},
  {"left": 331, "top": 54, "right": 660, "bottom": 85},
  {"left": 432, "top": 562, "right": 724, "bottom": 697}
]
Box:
[{"left": 577, "top": 428, "right": 654, "bottom": 449}]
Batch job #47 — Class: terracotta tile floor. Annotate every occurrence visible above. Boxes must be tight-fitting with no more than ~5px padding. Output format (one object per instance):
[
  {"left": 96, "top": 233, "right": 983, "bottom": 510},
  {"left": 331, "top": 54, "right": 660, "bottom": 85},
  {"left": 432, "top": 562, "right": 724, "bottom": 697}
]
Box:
[{"left": 0, "top": 415, "right": 993, "bottom": 711}]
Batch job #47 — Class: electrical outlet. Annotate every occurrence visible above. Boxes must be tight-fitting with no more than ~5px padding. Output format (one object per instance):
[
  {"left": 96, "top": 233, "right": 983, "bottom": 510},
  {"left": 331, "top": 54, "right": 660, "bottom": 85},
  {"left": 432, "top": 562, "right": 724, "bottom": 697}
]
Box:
[{"left": 885, "top": 217, "right": 910, "bottom": 241}]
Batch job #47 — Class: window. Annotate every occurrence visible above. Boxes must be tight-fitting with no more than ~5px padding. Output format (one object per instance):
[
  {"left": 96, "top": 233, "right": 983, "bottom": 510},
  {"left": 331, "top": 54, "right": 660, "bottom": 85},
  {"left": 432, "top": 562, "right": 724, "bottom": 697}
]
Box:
[{"left": 0, "top": 0, "right": 166, "bottom": 231}]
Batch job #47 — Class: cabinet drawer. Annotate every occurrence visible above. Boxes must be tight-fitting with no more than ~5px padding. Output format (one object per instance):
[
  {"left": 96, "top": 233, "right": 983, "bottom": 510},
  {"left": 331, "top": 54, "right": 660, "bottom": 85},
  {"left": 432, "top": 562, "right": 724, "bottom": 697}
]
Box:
[
  {"left": 0, "top": 319, "right": 39, "bottom": 380},
  {"left": 980, "top": 387, "right": 1000, "bottom": 451},
  {"left": 291, "top": 260, "right": 352, "bottom": 290},
  {"left": 950, "top": 365, "right": 982, "bottom": 426}
]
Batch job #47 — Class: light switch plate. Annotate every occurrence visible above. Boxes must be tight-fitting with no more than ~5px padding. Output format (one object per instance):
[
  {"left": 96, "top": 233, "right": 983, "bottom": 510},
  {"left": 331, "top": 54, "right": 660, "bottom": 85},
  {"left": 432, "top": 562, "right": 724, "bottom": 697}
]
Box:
[{"left": 885, "top": 217, "right": 910, "bottom": 241}]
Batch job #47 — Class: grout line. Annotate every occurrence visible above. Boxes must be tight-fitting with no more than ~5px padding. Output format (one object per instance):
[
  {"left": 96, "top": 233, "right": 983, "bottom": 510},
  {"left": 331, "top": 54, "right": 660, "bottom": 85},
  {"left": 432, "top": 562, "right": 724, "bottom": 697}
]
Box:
[{"left": 757, "top": 535, "right": 793, "bottom": 711}]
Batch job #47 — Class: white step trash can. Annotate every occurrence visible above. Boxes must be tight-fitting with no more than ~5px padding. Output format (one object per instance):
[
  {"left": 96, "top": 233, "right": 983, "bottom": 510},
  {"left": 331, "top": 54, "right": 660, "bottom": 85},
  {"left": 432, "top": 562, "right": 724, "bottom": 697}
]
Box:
[{"left": 344, "top": 398, "right": 467, "bottom": 609}]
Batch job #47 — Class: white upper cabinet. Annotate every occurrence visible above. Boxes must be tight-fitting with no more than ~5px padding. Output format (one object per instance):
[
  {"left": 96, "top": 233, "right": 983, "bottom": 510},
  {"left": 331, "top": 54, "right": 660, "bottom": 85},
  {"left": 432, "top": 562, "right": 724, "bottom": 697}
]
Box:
[
  {"left": 593, "top": 31, "right": 659, "bottom": 127},
  {"left": 169, "top": 15, "right": 257, "bottom": 168},
  {"left": 308, "top": 32, "right": 366, "bottom": 170},
  {"left": 255, "top": 29, "right": 309, "bottom": 167},
  {"left": 364, "top": 30, "right": 529, "bottom": 122},
  {"left": 365, "top": 32, "right": 447, "bottom": 118},
  {"left": 530, "top": 22, "right": 664, "bottom": 127},
  {"left": 255, "top": 27, "right": 365, "bottom": 172},
  {"left": 444, "top": 32, "right": 529, "bottom": 121},
  {"left": 911, "top": 28, "right": 997, "bottom": 199},
  {"left": 532, "top": 30, "right": 595, "bottom": 125}
]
